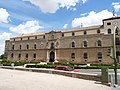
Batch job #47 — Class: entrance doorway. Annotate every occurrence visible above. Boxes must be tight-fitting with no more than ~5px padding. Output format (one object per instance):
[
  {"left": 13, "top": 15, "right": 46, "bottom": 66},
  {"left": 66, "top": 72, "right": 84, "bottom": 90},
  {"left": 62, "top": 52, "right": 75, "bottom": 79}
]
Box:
[{"left": 49, "top": 51, "right": 55, "bottom": 62}]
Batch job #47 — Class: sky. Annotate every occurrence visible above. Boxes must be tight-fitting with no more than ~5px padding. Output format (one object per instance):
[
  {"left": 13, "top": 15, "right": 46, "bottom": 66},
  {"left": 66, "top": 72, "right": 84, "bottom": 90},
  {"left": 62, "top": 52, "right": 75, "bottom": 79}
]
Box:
[{"left": 0, "top": 0, "right": 120, "bottom": 55}]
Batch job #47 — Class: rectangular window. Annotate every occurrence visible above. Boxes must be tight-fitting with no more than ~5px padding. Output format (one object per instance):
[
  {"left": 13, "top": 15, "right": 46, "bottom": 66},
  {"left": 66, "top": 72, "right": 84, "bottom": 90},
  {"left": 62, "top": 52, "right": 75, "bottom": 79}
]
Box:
[
  {"left": 35, "top": 36, "right": 37, "bottom": 39},
  {"left": 43, "top": 35, "right": 45, "bottom": 39},
  {"left": 18, "top": 54, "right": 21, "bottom": 58},
  {"left": 84, "top": 53, "right": 88, "bottom": 59},
  {"left": 62, "top": 33, "right": 64, "bottom": 37},
  {"left": 71, "top": 53, "right": 75, "bottom": 59},
  {"left": 11, "top": 53, "right": 14, "bottom": 58},
  {"left": 98, "top": 52, "right": 102, "bottom": 59},
  {"left": 84, "top": 31, "right": 87, "bottom": 35},
  {"left": 72, "top": 32, "right": 75, "bottom": 36},
  {"left": 107, "top": 22, "right": 111, "bottom": 25},
  {"left": 116, "top": 38, "right": 120, "bottom": 45},
  {"left": 12, "top": 45, "right": 14, "bottom": 50}
]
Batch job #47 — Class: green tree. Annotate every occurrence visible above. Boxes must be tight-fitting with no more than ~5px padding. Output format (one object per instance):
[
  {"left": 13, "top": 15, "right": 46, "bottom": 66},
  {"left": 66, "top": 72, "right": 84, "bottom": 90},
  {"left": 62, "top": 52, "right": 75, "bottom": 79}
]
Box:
[{"left": 0, "top": 54, "right": 4, "bottom": 59}]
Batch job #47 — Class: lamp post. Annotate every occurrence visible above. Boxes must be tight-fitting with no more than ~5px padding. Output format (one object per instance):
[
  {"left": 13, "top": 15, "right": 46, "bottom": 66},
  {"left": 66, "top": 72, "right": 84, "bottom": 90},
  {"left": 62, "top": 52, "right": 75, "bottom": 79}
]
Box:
[{"left": 113, "top": 26, "right": 117, "bottom": 85}]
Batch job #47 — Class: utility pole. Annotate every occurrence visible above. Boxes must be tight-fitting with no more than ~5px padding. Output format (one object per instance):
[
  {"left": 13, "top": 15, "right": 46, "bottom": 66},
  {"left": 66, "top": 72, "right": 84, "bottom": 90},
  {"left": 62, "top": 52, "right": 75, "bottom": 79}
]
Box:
[{"left": 113, "top": 26, "right": 117, "bottom": 85}]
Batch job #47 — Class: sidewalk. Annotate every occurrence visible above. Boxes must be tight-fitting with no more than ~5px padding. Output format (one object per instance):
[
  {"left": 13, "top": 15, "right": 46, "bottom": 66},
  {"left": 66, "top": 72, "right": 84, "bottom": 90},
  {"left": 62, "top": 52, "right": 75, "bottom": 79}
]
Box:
[{"left": 0, "top": 68, "right": 110, "bottom": 90}]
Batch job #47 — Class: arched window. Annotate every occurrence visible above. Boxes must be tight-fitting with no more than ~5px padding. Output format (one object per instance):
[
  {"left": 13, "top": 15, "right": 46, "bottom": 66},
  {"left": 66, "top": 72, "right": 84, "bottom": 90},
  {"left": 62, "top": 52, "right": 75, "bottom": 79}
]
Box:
[
  {"left": 72, "top": 42, "right": 75, "bottom": 48},
  {"left": 98, "top": 52, "right": 102, "bottom": 59},
  {"left": 71, "top": 53, "right": 75, "bottom": 59},
  {"left": 12, "top": 45, "right": 14, "bottom": 50},
  {"left": 108, "top": 29, "right": 111, "bottom": 34},
  {"left": 33, "top": 53, "right": 36, "bottom": 58},
  {"left": 11, "top": 53, "right": 13, "bottom": 58},
  {"left": 26, "top": 53, "right": 28, "bottom": 58},
  {"left": 83, "top": 41, "right": 87, "bottom": 47},
  {"left": 97, "top": 40, "right": 102, "bottom": 46},
  {"left": 27, "top": 44, "right": 29, "bottom": 49},
  {"left": 20, "top": 45, "right": 22, "bottom": 50}
]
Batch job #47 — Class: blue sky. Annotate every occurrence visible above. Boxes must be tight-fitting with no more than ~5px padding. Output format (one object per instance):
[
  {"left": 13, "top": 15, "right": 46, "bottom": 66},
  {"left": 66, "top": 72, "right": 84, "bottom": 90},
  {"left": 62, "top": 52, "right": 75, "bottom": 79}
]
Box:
[{"left": 0, "top": 0, "right": 120, "bottom": 55}]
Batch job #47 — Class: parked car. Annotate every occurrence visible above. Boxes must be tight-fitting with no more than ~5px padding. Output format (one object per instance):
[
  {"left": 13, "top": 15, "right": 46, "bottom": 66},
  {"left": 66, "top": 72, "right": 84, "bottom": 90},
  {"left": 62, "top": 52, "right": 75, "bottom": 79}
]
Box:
[{"left": 54, "top": 66, "right": 78, "bottom": 72}]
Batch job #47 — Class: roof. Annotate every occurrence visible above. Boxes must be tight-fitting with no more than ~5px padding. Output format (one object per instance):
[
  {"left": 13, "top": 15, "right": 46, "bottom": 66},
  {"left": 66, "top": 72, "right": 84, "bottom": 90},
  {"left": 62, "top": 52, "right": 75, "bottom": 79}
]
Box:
[
  {"left": 60, "top": 25, "right": 102, "bottom": 33},
  {"left": 10, "top": 25, "right": 103, "bottom": 39},
  {"left": 103, "top": 16, "right": 120, "bottom": 21}
]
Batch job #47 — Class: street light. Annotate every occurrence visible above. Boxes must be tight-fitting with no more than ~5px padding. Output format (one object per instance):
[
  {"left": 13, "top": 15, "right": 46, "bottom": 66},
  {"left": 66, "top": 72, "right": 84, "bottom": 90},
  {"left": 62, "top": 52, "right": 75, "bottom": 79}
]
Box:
[{"left": 113, "top": 26, "right": 117, "bottom": 85}]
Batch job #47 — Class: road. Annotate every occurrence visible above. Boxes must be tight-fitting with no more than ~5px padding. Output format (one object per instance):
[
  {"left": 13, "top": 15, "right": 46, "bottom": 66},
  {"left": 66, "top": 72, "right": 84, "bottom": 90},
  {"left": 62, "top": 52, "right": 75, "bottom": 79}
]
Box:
[{"left": 78, "top": 69, "right": 120, "bottom": 75}]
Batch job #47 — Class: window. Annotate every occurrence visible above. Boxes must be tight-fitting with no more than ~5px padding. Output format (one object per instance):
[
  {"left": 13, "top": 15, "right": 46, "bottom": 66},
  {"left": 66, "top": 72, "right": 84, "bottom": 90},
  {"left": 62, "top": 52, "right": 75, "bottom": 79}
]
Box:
[
  {"left": 56, "top": 42, "right": 59, "bottom": 47},
  {"left": 43, "top": 35, "right": 45, "bottom": 39},
  {"left": 116, "top": 29, "right": 118, "bottom": 35},
  {"left": 83, "top": 41, "right": 87, "bottom": 47},
  {"left": 98, "top": 52, "right": 102, "bottom": 59},
  {"left": 34, "top": 44, "right": 36, "bottom": 49},
  {"left": 97, "top": 29, "right": 100, "bottom": 33},
  {"left": 51, "top": 43, "right": 54, "bottom": 49},
  {"left": 84, "top": 53, "right": 88, "bottom": 59},
  {"left": 116, "top": 38, "right": 120, "bottom": 45},
  {"left": 71, "top": 53, "right": 75, "bottom": 59},
  {"left": 107, "top": 22, "right": 111, "bottom": 25},
  {"left": 35, "top": 36, "right": 37, "bottom": 39},
  {"left": 33, "top": 53, "right": 36, "bottom": 58},
  {"left": 12, "top": 45, "right": 14, "bottom": 50},
  {"left": 62, "top": 33, "right": 64, "bottom": 37},
  {"left": 52, "top": 35, "right": 54, "bottom": 39},
  {"left": 27, "top": 44, "right": 29, "bottom": 49},
  {"left": 20, "top": 45, "right": 22, "bottom": 50},
  {"left": 26, "top": 54, "right": 28, "bottom": 58},
  {"left": 72, "top": 32, "right": 75, "bottom": 36},
  {"left": 97, "top": 40, "right": 102, "bottom": 46},
  {"left": 72, "top": 42, "right": 75, "bottom": 48},
  {"left": 108, "top": 29, "right": 111, "bottom": 34},
  {"left": 11, "top": 53, "right": 13, "bottom": 58},
  {"left": 40, "top": 42, "right": 44, "bottom": 48},
  {"left": 84, "top": 31, "right": 87, "bottom": 35},
  {"left": 18, "top": 54, "right": 21, "bottom": 58}
]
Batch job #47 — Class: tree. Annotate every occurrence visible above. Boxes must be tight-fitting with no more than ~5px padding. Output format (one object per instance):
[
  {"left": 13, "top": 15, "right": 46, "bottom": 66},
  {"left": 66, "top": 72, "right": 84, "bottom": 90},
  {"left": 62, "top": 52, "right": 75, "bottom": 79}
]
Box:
[{"left": 0, "top": 54, "right": 4, "bottom": 59}]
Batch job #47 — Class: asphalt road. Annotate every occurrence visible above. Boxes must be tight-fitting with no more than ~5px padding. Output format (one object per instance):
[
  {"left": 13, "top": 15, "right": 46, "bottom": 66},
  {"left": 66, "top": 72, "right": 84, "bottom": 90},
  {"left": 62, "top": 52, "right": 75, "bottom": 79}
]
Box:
[{"left": 77, "top": 69, "right": 120, "bottom": 75}]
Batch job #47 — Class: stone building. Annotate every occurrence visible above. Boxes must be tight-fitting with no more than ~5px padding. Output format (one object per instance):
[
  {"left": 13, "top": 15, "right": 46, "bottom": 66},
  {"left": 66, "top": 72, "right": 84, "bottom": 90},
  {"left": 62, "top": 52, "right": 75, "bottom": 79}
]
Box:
[{"left": 4, "top": 16, "right": 120, "bottom": 64}]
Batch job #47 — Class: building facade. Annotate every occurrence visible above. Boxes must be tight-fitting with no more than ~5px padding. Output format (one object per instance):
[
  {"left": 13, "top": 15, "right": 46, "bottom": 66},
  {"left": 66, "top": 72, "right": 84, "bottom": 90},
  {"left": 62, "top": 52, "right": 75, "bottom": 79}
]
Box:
[{"left": 4, "top": 16, "right": 120, "bottom": 64}]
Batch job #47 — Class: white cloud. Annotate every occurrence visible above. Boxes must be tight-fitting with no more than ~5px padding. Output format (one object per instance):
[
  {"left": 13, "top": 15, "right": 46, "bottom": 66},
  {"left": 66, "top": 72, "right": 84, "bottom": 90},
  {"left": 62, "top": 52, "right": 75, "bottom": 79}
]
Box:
[
  {"left": 9, "top": 20, "right": 44, "bottom": 34},
  {"left": 82, "top": 0, "right": 87, "bottom": 4},
  {"left": 0, "top": 44, "right": 5, "bottom": 55},
  {"left": 23, "top": 0, "right": 86, "bottom": 13},
  {"left": 0, "top": 8, "right": 10, "bottom": 23},
  {"left": 0, "top": 44, "right": 4, "bottom": 48},
  {"left": 112, "top": 2, "right": 120, "bottom": 12},
  {"left": 0, "top": 32, "right": 12, "bottom": 40},
  {"left": 72, "top": 10, "right": 113, "bottom": 27},
  {"left": 63, "top": 24, "right": 68, "bottom": 29}
]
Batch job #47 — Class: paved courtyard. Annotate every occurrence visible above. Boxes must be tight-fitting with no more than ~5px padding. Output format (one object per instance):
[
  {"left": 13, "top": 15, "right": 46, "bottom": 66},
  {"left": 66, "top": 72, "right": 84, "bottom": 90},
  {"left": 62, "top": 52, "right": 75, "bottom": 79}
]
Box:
[{"left": 0, "top": 68, "right": 110, "bottom": 90}]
